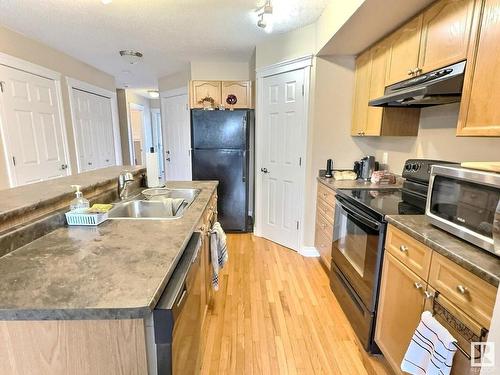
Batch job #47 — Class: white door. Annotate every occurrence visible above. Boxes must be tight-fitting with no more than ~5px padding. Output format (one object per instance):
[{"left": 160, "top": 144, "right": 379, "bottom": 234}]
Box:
[
  {"left": 0, "top": 65, "right": 69, "bottom": 186},
  {"left": 161, "top": 94, "right": 191, "bottom": 181},
  {"left": 259, "top": 69, "right": 306, "bottom": 251},
  {"left": 71, "top": 88, "right": 115, "bottom": 172}
]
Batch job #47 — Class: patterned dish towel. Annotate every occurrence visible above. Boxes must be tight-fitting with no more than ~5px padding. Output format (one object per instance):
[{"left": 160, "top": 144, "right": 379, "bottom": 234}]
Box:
[
  {"left": 401, "top": 311, "right": 457, "bottom": 375},
  {"left": 210, "top": 222, "right": 228, "bottom": 291}
]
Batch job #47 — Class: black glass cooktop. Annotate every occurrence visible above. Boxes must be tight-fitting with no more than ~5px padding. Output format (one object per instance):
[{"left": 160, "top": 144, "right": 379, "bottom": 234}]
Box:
[{"left": 337, "top": 189, "right": 425, "bottom": 218}]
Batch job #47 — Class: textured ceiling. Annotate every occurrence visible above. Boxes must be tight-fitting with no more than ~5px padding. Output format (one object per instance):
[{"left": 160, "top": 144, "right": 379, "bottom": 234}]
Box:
[{"left": 0, "top": 0, "right": 328, "bottom": 90}]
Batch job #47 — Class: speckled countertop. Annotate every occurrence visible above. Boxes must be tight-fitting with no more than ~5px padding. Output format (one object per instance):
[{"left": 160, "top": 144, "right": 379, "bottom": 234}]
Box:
[
  {"left": 386, "top": 215, "right": 500, "bottom": 287},
  {"left": 0, "top": 180, "right": 218, "bottom": 320},
  {"left": 317, "top": 176, "right": 404, "bottom": 191},
  {"left": 0, "top": 166, "right": 144, "bottom": 224}
]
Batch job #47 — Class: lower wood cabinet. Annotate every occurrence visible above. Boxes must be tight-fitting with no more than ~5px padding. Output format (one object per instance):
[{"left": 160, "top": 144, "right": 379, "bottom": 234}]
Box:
[
  {"left": 377, "top": 224, "right": 498, "bottom": 374},
  {"left": 375, "top": 252, "right": 427, "bottom": 373},
  {"left": 315, "top": 183, "right": 335, "bottom": 270}
]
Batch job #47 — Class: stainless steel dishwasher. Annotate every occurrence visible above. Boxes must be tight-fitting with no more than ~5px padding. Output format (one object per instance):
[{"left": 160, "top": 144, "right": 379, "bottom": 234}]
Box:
[{"left": 150, "top": 232, "right": 204, "bottom": 375}]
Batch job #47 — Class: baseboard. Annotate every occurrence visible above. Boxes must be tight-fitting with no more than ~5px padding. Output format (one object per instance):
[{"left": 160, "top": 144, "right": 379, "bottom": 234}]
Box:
[{"left": 299, "top": 246, "right": 320, "bottom": 257}]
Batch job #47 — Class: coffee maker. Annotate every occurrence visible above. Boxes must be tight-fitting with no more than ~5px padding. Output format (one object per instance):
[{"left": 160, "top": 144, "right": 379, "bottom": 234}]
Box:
[{"left": 354, "top": 156, "right": 377, "bottom": 180}]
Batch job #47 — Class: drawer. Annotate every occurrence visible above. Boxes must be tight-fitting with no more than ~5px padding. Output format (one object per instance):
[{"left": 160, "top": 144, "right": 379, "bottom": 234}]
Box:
[
  {"left": 315, "top": 228, "right": 332, "bottom": 271},
  {"left": 317, "top": 198, "right": 335, "bottom": 224},
  {"left": 204, "top": 193, "right": 217, "bottom": 225},
  {"left": 385, "top": 225, "right": 433, "bottom": 280},
  {"left": 317, "top": 183, "right": 336, "bottom": 208},
  {"left": 429, "top": 252, "right": 497, "bottom": 329},
  {"left": 316, "top": 211, "right": 333, "bottom": 241}
]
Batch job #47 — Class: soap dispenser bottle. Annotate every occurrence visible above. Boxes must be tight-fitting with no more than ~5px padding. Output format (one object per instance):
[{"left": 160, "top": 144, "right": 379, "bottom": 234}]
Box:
[{"left": 70, "top": 185, "right": 90, "bottom": 211}]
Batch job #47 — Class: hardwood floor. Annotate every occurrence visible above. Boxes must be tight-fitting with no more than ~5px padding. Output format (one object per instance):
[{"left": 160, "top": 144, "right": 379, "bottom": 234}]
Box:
[{"left": 200, "top": 233, "right": 391, "bottom": 375}]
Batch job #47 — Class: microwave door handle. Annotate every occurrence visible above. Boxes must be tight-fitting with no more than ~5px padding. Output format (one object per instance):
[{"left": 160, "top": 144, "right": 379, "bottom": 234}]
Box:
[{"left": 338, "top": 202, "right": 381, "bottom": 231}]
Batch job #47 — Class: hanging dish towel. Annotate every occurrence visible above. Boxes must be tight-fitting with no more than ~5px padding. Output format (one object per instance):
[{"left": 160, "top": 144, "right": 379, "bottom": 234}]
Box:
[
  {"left": 210, "top": 222, "right": 228, "bottom": 291},
  {"left": 401, "top": 311, "right": 457, "bottom": 375}
]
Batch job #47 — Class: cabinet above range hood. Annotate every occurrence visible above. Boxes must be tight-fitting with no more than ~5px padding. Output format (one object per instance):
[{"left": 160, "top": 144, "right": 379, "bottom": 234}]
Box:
[{"left": 369, "top": 61, "right": 466, "bottom": 108}]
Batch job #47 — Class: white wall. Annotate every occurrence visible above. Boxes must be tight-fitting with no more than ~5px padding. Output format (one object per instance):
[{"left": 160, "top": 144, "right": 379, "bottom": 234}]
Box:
[
  {"left": 255, "top": 24, "right": 316, "bottom": 70},
  {"left": 190, "top": 61, "right": 250, "bottom": 81},
  {"left": 0, "top": 25, "right": 116, "bottom": 190},
  {"left": 158, "top": 67, "right": 191, "bottom": 92}
]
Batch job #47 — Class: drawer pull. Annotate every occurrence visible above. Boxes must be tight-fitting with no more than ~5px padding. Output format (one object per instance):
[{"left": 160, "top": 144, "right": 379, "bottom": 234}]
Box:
[
  {"left": 399, "top": 245, "right": 409, "bottom": 253},
  {"left": 456, "top": 285, "right": 469, "bottom": 295},
  {"left": 414, "top": 282, "right": 423, "bottom": 290},
  {"left": 323, "top": 193, "right": 328, "bottom": 197},
  {"left": 424, "top": 291, "right": 434, "bottom": 300},
  {"left": 322, "top": 224, "right": 327, "bottom": 229}
]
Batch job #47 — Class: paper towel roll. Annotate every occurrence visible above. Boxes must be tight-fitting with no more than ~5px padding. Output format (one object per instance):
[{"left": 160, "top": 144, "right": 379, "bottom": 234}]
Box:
[{"left": 146, "top": 147, "right": 160, "bottom": 188}]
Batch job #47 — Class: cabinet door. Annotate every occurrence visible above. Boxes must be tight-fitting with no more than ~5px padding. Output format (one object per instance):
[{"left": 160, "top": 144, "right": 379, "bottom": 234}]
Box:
[
  {"left": 190, "top": 81, "right": 221, "bottom": 108},
  {"left": 221, "top": 81, "right": 253, "bottom": 109},
  {"left": 365, "top": 40, "right": 388, "bottom": 136},
  {"left": 375, "top": 252, "right": 427, "bottom": 374},
  {"left": 457, "top": 0, "right": 500, "bottom": 136},
  {"left": 385, "top": 15, "right": 423, "bottom": 86},
  {"left": 419, "top": 0, "right": 477, "bottom": 74},
  {"left": 351, "top": 49, "right": 371, "bottom": 136}
]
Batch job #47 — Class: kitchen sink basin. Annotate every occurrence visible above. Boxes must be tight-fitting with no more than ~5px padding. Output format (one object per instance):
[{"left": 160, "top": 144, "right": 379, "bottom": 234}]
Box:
[{"left": 108, "top": 188, "right": 200, "bottom": 220}]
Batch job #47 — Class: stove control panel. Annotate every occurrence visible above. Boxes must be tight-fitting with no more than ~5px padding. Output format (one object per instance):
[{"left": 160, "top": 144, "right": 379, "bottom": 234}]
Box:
[{"left": 402, "top": 159, "right": 457, "bottom": 183}]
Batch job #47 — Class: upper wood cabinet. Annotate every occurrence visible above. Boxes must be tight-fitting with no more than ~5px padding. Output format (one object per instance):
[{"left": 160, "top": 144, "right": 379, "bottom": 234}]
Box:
[
  {"left": 190, "top": 81, "right": 222, "bottom": 108},
  {"left": 190, "top": 80, "right": 254, "bottom": 109},
  {"left": 419, "top": 0, "right": 477, "bottom": 74},
  {"left": 457, "top": 0, "right": 500, "bottom": 136},
  {"left": 385, "top": 15, "right": 423, "bottom": 86},
  {"left": 221, "top": 81, "right": 253, "bottom": 109},
  {"left": 375, "top": 252, "right": 427, "bottom": 373},
  {"left": 351, "top": 41, "right": 420, "bottom": 137},
  {"left": 351, "top": 49, "right": 372, "bottom": 136}
]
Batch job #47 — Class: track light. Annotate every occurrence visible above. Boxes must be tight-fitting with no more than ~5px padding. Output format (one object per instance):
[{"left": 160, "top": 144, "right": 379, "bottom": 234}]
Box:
[{"left": 256, "top": 0, "right": 273, "bottom": 32}]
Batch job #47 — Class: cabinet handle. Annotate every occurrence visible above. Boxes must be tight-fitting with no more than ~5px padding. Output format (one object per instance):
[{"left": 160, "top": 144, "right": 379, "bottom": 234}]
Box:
[
  {"left": 322, "top": 223, "right": 327, "bottom": 229},
  {"left": 424, "top": 291, "right": 434, "bottom": 299},
  {"left": 407, "top": 69, "right": 414, "bottom": 76},
  {"left": 456, "top": 285, "right": 468, "bottom": 295},
  {"left": 323, "top": 192, "right": 328, "bottom": 197},
  {"left": 399, "top": 245, "right": 408, "bottom": 253},
  {"left": 414, "top": 282, "right": 423, "bottom": 290},
  {"left": 414, "top": 67, "right": 422, "bottom": 75}
]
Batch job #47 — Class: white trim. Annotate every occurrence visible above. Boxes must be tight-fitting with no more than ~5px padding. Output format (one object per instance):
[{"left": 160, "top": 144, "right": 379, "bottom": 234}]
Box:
[
  {"left": 160, "top": 86, "right": 188, "bottom": 98},
  {"left": 299, "top": 246, "right": 320, "bottom": 258},
  {"left": 254, "top": 56, "right": 313, "bottom": 252},
  {"left": 256, "top": 55, "right": 313, "bottom": 78},
  {"left": 0, "top": 55, "right": 71, "bottom": 187},
  {"left": 0, "top": 52, "right": 60, "bottom": 80}
]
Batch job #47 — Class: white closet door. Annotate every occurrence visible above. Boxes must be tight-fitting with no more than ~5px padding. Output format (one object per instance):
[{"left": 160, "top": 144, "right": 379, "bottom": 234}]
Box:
[
  {"left": 71, "top": 88, "right": 115, "bottom": 172},
  {"left": 0, "top": 65, "right": 69, "bottom": 186},
  {"left": 161, "top": 94, "right": 191, "bottom": 181}
]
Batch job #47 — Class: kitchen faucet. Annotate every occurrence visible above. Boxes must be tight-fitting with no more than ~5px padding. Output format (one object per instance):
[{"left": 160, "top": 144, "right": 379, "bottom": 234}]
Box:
[{"left": 118, "top": 171, "right": 134, "bottom": 200}]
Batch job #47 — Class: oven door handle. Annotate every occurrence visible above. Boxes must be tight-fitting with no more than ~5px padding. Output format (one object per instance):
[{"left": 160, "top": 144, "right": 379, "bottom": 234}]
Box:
[{"left": 337, "top": 198, "right": 381, "bottom": 231}]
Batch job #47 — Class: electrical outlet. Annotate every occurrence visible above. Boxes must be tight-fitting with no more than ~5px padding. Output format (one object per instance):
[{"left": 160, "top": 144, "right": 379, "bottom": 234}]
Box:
[{"left": 382, "top": 152, "right": 388, "bottom": 165}]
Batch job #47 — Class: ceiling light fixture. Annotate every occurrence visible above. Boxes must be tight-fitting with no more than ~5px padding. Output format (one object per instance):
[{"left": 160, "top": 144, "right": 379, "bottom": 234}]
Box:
[
  {"left": 101, "top": 0, "right": 112, "bottom": 4},
  {"left": 148, "top": 90, "right": 160, "bottom": 99},
  {"left": 256, "top": 0, "right": 273, "bottom": 32},
  {"left": 119, "top": 50, "right": 143, "bottom": 65}
]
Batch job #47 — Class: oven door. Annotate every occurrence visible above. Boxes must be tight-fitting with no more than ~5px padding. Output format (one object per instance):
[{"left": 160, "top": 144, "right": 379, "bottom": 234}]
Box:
[{"left": 332, "top": 196, "right": 385, "bottom": 311}]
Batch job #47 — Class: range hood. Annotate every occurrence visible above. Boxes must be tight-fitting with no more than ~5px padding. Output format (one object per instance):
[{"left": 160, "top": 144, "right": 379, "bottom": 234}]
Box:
[{"left": 369, "top": 61, "right": 466, "bottom": 107}]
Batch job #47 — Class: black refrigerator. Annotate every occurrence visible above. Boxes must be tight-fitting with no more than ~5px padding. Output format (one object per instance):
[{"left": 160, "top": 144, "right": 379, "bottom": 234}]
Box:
[{"left": 191, "top": 109, "right": 253, "bottom": 232}]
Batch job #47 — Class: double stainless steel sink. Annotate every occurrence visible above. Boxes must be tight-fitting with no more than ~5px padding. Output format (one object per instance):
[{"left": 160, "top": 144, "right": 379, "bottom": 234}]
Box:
[{"left": 108, "top": 188, "right": 200, "bottom": 220}]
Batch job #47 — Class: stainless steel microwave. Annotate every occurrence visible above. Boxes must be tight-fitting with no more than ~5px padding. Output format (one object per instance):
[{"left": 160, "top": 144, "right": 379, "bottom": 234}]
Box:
[{"left": 426, "top": 165, "right": 500, "bottom": 256}]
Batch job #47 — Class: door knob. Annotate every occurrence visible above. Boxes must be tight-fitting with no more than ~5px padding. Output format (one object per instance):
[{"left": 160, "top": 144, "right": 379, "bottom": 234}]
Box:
[
  {"left": 261, "top": 167, "right": 269, "bottom": 174},
  {"left": 60, "top": 164, "right": 68, "bottom": 170},
  {"left": 166, "top": 157, "right": 171, "bottom": 162}
]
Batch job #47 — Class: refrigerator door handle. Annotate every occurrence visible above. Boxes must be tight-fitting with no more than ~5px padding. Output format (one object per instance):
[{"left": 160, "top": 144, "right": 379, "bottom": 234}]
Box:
[{"left": 242, "top": 150, "right": 247, "bottom": 182}]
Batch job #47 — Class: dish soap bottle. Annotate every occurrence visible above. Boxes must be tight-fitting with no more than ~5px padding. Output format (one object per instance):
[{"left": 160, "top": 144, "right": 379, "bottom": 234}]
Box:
[{"left": 70, "top": 185, "right": 90, "bottom": 211}]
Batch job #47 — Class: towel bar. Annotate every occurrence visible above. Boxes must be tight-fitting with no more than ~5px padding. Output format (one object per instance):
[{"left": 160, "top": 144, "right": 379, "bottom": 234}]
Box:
[{"left": 431, "top": 291, "right": 488, "bottom": 361}]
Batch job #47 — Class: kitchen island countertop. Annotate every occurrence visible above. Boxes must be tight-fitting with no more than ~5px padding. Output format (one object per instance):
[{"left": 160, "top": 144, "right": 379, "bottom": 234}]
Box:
[{"left": 0, "top": 180, "right": 218, "bottom": 320}]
